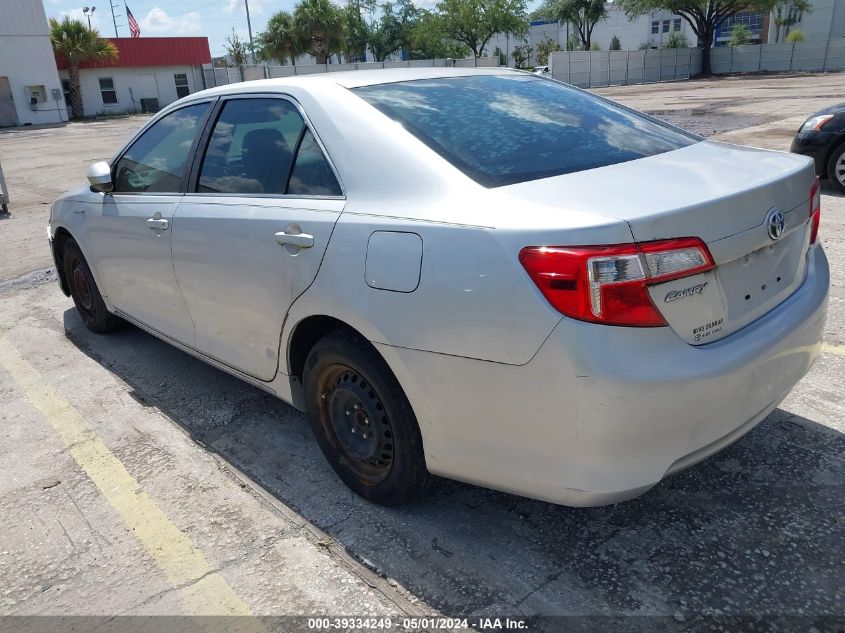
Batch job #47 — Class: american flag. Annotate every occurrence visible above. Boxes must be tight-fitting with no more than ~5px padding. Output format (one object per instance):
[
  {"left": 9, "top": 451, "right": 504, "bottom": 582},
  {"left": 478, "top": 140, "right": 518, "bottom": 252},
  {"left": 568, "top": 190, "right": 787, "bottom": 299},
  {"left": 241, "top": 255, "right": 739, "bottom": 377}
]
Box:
[{"left": 126, "top": 3, "right": 141, "bottom": 38}]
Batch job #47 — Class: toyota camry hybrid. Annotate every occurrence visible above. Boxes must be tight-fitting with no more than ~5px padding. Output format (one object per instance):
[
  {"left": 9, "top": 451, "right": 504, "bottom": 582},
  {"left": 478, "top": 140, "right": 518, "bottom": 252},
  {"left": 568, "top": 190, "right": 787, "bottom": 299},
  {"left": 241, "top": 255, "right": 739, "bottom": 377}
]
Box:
[{"left": 48, "top": 68, "right": 829, "bottom": 507}]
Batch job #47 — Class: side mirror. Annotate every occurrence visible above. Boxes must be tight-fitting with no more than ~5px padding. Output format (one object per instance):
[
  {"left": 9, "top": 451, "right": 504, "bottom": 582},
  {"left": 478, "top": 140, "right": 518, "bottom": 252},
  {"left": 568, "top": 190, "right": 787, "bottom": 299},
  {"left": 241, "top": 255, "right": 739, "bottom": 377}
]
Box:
[{"left": 87, "top": 161, "right": 113, "bottom": 193}]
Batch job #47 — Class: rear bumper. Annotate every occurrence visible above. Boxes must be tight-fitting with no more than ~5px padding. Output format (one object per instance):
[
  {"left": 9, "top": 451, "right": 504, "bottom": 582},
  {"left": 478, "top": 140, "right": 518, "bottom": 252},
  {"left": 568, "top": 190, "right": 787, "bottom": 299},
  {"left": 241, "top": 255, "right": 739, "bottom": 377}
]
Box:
[{"left": 377, "top": 245, "right": 829, "bottom": 506}]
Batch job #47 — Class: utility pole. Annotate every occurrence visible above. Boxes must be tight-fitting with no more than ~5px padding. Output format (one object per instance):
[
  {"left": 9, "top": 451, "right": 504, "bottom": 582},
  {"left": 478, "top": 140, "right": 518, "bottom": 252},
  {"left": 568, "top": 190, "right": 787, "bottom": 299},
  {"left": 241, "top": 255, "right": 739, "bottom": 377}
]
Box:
[
  {"left": 109, "top": 0, "right": 121, "bottom": 37},
  {"left": 245, "top": 0, "right": 255, "bottom": 62}
]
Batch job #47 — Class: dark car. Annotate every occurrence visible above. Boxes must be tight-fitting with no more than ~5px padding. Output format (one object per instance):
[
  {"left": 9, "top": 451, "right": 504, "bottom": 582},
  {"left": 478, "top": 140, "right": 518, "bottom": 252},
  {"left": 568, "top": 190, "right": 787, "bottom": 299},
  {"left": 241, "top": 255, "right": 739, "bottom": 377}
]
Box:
[{"left": 791, "top": 102, "right": 845, "bottom": 193}]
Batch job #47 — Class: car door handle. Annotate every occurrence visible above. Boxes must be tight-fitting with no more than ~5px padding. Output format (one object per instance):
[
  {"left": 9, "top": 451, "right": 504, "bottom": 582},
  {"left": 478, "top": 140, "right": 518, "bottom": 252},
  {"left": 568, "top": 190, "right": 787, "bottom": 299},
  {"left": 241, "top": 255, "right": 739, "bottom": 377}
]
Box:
[
  {"left": 274, "top": 231, "right": 314, "bottom": 248},
  {"left": 146, "top": 218, "right": 169, "bottom": 230}
]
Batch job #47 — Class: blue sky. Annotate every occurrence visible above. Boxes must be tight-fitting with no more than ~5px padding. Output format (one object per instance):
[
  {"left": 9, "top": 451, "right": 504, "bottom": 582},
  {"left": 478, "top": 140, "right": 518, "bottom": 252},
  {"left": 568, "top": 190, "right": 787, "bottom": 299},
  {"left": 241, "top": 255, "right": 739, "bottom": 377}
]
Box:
[{"left": 44, "top": 0, "right": 445, "bottom": 59}]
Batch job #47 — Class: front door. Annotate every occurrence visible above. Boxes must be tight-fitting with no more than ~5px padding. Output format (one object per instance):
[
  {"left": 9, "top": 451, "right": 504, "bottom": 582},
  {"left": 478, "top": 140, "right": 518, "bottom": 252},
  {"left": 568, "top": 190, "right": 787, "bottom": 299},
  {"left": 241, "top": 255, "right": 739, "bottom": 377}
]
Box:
[
  {"left": 173, "top": 96, "right": 345, "bottom": 380},
  {"left": 0, "top": 78, "right": 19, "bottom": 127},
  {"left": 85, "top": 100, "right": 213, "bottom": 346}
]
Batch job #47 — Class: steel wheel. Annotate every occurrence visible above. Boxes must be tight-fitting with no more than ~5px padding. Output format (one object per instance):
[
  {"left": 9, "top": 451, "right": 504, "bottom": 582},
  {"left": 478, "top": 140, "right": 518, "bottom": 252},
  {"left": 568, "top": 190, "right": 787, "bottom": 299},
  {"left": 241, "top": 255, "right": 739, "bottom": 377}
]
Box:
[
  {"left": 316, "top": 365, "right": 395, "bottom": 485},
  {"left": 62, "top": 238, "right": 126, "bottom": 334},
  {"left": 303, "top": 330, "right": 429, "bottom": 505}
]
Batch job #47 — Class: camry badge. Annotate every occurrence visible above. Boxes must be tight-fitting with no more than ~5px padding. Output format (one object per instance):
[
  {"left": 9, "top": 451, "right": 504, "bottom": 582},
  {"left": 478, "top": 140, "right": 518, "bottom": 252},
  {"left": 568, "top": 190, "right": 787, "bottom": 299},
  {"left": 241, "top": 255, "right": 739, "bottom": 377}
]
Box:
[
  {"left": 665, "top": 282, "right": 708, "bottom": 302},
  {"left": 766, "top": 207, "right": 785, "bottom": 241}
]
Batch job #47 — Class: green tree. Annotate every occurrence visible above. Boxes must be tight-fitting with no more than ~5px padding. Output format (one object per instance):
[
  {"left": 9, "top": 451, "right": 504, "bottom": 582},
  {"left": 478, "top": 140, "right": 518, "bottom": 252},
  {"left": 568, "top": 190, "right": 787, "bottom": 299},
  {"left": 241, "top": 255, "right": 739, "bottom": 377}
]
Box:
[
  {"left": 409, "top": 10, "right": 469, "bottom": 58},
  {"left": 225, "top": 29, "right": 249, "bottom": 80},
  {"left": 436, "top": 0, "right": 528, "bottom": 58},
  {"left": 257, "top": 11, "right": 302, "bottom": 65},
  {"left": 49, "top": 17, "right": 118, "bottom": 119},
  {"left": 663, "top": 30, "right": 689, "bottom": 47},
  {"left": 511, "top": 43, "right": 532, "bottom": 67},
  {"left": 615, "top": 0, "right": 780, "bottom": 74},
  {"left": 293, "top": 0, "right": 344, "bottom": 64},
  {"left": 610, "top": 34, "right": 621, "bottom": 49},
  {"left": 773, "top": 0, "right": 812, "bottom": 42},
  {"left": 785, "top": 28, "right": 805, "bottom": 42},
  {"left": 536, "top": 35, "right": 560, "bottom": 64},
  {"left": 728, "top": 22, "right": 752, "bottom": 45},
  {"left": 534, "top": 0, "right": 608, "bottom": 50},
  {"left": 367, "top": 0, "right": 419, "bottom": 61}
]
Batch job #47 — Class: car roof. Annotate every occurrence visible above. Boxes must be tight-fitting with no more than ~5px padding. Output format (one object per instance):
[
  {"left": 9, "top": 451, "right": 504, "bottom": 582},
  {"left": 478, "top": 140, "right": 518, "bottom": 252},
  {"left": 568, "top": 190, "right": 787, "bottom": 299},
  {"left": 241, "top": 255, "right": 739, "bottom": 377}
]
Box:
[{"left": 193, "top": 66, "right": 521, "bottom": 99}]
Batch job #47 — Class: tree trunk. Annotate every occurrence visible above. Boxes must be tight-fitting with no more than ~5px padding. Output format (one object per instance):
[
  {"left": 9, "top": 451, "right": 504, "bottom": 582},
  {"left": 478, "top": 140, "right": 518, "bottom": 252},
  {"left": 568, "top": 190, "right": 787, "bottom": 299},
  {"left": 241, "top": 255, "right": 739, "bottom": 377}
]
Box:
[
  {"left": 68, "top": 64, "right": 84, "bottom": 120},
  {"left": 700, "top": 40, "right": 712, "bottom": 75}
]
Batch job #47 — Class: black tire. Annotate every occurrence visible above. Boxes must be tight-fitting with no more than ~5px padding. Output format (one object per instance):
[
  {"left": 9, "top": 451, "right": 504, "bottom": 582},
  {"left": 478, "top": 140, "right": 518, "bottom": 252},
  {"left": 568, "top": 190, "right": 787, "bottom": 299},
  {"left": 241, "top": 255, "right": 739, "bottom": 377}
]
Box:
[
  {"left": 827, "top": 141, "right": 845, "bottom": 194},
  {"left": 303, "top": 330, "right": 429, "bottom": 505},
  {"left": 63, "top": 238, "right": 126, "bottom": 334}
]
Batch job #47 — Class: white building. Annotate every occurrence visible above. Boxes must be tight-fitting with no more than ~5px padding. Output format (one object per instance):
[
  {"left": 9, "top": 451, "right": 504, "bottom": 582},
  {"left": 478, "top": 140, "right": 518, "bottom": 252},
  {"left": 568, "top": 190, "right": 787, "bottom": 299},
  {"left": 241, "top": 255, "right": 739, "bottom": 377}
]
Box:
[
  {"left": 488, "top": 6, "right": 696, "bottom": 66},
  {"left": 766, "top": 0, "right": 845, "bottom": 43},
  {"left": 0, "top": 0, "right": 68, "bottom": 127},
  {"left": 56, "top": 37, "right": 211, "bottom": 117}
]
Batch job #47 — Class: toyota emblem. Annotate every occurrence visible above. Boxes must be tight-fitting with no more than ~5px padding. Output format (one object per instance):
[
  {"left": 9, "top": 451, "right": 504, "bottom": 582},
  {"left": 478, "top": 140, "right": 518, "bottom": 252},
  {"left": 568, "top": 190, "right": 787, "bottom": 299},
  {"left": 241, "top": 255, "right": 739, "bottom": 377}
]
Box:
[{"left": 766, "top": 207, "right": 785, "bottom": 241}]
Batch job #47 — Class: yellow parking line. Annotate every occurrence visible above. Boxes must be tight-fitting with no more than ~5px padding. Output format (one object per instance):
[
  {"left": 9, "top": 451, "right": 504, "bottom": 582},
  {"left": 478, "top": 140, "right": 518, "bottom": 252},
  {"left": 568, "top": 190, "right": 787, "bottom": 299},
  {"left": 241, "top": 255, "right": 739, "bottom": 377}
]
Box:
[
  {"left": 822, "top": 343, "right": 845, "bottom": 356},
  {"left": 0, "top": 336, "right": 261, "bottom": 623}
]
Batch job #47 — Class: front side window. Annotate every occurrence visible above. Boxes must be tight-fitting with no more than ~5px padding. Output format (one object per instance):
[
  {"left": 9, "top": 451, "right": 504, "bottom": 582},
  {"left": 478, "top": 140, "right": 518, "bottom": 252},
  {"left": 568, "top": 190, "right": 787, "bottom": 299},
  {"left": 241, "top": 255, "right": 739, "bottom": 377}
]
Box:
[
  {"left": 174, "top": 73, "right": 190, "bottom": 99},
  {"left": 354, "top": 75, "right": 697, "bottom": 188},
  {"left": 651, "top": 21, "right": 659, "bottom": 34},
  {"left": 673, "top": 18, "right": 682, "bottom": 31},
  {"left": 99, "top": 77, "right": 117, "bottom": 104},
  {"left": 662, "top": 20, "right": 670, "bottom": 33},
  {"left": 113, "top": 102, "right": 210, "bottom": 193},
  {"left": 197, "top": 98, "right": 341, "bottom": 196}
]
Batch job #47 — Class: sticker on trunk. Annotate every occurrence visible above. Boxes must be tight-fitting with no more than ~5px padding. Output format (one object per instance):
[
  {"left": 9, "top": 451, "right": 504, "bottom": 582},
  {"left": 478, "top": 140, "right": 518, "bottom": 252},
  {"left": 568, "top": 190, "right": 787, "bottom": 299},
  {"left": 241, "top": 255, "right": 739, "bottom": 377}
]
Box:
[{"left": 693, "top": 318, "right": 724, "bottom": 343}]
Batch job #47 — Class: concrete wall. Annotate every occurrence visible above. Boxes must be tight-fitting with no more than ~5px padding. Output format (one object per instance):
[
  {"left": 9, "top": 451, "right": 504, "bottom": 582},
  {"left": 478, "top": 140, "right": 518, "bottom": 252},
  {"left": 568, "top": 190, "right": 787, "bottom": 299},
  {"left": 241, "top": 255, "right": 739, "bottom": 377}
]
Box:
[
  {"left": 58, "top": 65, "right": 203, "bottom": 117},
  {"left": 0, "top": 0, "right": 68, "bottom": 126},
  {"left": 550, "top": 40, "right": 845, "bottom": 87}
]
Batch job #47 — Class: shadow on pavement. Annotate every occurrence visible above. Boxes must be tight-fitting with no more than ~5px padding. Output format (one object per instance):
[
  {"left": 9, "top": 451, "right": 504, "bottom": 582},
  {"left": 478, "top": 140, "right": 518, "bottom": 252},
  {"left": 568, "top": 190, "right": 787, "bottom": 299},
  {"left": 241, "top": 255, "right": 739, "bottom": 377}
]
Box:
[{"left": 64, "top": 309, "right": 845, "bottom": 624}]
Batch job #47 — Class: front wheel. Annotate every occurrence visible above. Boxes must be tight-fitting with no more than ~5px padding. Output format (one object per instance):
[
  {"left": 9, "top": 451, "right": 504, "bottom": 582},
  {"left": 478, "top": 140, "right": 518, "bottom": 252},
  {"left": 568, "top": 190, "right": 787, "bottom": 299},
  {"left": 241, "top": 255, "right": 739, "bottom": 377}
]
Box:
[
  {"left": 63, "top": 238, "right": 126, "bottom": 334},
  {"left": 827, "top": 141, "right": 845, "bottom": 194},
  {"left": 303, "top": 330, "right": 429, "bottom": 505}
]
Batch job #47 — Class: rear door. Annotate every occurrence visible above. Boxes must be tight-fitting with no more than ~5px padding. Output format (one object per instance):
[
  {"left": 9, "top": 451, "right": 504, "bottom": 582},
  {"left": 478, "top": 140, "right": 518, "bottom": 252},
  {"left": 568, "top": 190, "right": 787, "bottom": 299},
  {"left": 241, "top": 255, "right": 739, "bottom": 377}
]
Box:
[{"left": 172, "top": 95, "right": 344, "bottom": 381}]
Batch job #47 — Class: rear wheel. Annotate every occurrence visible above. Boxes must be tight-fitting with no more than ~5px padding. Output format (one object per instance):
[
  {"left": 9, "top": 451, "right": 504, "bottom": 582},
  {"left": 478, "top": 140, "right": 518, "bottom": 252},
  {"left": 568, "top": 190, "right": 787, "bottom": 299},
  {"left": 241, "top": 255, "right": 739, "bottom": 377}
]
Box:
[
  {"left": 63, "top": 238, "right": 126, "bottom": 333},
  {"left": 303, "top": 330, "right": 429, "bottom": 505},
  {"left": 827, "top": 141, "right": 845, "bottom": 194}
]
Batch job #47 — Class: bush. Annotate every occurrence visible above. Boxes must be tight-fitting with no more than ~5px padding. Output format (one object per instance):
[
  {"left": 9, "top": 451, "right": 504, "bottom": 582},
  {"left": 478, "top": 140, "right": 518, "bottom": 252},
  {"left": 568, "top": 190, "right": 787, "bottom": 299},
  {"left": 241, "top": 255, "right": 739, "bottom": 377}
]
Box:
[
  {"left": 590, "top": 41, "right": 601, "bottom": 51},
  {"left": 729, "top": 23, "right": 752, "bottom": 46},
  {"left": 610, "top": 35, "right": 621, "bottom": 50},
  {"left": 785, "top": 29, "right": 805, "bottom": 43},
  {"left": 663, "top": 31, "right": 689, "bottom": 48}
]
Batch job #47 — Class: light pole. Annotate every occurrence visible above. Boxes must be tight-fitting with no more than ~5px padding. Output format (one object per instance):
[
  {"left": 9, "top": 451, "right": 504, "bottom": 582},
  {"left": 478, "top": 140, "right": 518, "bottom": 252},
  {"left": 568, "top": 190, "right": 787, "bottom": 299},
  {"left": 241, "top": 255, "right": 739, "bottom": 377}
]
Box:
[
  {"left": 83, "top": 6, "right": 96, "bottom": 29},
  {"left": 244, "top": 0, "right": 255, "bottom": 62}
]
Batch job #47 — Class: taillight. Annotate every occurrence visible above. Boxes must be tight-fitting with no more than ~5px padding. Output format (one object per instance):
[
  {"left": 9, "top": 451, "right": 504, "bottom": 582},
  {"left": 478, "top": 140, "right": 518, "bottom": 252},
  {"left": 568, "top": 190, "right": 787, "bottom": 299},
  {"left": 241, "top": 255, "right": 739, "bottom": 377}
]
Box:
[
  {"left": 809, "top": 176, "right": 821, "bottom": 244},
  {"left": 519, "top": 237, "right": 714, "bottom": 327}
]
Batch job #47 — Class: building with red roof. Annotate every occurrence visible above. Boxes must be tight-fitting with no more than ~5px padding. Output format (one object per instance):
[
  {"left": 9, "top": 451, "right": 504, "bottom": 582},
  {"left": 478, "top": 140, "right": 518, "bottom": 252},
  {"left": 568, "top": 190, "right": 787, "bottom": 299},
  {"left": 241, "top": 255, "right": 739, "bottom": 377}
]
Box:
[{"left": 55, "top": 37, "right": 212, "bottom": 117}]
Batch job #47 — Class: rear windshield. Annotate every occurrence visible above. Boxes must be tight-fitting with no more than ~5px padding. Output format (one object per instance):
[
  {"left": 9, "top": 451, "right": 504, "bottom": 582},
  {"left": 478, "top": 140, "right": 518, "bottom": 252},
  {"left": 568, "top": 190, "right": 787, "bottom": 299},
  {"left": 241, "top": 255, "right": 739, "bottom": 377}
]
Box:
[{"left": 354, "top": 74, "right": 698, "bottom": 187}]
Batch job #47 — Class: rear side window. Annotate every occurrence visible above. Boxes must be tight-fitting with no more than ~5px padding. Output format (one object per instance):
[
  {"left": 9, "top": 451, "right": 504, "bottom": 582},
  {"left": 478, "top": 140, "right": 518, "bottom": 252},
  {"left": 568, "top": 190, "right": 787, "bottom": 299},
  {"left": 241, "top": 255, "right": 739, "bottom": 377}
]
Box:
[
  {"left": 354, "top": 75, "right": 698, "bottom": 187},
  {"left": 197, "top": 97, "right": 341, "bottom": 196}
]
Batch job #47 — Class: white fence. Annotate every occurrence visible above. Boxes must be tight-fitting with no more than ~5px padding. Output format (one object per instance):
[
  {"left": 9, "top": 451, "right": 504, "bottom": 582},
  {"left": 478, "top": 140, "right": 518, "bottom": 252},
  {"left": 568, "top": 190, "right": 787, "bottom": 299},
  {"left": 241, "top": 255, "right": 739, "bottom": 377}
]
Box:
[
  {"left": 203, "top": 56, "right": 501, "bottom": 88},
  {"left": 549, "top": 41, "right": 845, "bottom": 88}
]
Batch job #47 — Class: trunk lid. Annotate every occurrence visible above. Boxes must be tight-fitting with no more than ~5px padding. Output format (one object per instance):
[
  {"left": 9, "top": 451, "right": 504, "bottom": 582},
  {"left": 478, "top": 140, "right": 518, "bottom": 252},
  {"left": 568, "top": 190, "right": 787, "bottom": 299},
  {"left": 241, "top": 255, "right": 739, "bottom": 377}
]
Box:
[{"left": 500, "top": 140, "right": 817, "bottom": 344}]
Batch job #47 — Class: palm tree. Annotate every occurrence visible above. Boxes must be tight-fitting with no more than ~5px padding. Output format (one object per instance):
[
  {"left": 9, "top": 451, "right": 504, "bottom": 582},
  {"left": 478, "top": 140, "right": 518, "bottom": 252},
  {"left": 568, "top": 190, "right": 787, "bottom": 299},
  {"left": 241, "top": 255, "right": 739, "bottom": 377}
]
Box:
[
  {"left": 257, "top": 11, "right": 302, "bottom": 65},
  {"left": 49, "top": 18, "right": 118, "bottom": 119},
  {"left": 292, "top": 0, "right": 344, "bottom": 64}
]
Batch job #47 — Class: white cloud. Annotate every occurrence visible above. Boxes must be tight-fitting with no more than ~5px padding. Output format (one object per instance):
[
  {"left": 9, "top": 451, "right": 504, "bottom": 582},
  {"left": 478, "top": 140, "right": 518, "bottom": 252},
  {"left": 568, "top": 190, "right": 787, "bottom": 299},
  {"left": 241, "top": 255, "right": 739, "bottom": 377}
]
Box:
[
  {"left": 60, "top": 7, "right": 103, "bottom": 30},
  {"left": 139, "top": 7, "right": 202, "bottom": 34},
  {"left": 224, "top": 0, "right": 269, "bottom": 14}
]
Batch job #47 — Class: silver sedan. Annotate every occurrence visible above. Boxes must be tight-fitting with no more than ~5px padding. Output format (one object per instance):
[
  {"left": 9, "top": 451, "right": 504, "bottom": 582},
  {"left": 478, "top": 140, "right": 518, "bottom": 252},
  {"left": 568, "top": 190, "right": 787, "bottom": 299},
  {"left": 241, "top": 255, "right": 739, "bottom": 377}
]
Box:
[{"left": 49, "top": 68, "right": 829, "bottom": 506}]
